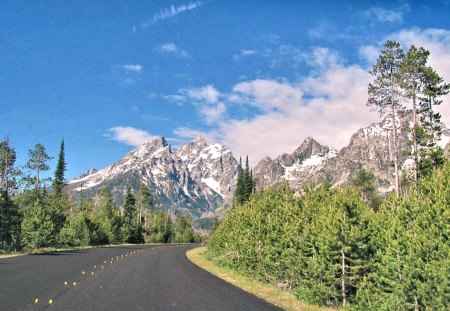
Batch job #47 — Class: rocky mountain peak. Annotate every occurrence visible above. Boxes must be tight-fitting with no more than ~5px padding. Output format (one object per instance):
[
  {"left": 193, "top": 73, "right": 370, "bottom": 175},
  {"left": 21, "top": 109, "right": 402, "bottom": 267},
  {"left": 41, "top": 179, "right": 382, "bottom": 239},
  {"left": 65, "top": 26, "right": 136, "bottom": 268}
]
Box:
[{"left": 293, "top": 137, "right": 331, "bottom": 161}]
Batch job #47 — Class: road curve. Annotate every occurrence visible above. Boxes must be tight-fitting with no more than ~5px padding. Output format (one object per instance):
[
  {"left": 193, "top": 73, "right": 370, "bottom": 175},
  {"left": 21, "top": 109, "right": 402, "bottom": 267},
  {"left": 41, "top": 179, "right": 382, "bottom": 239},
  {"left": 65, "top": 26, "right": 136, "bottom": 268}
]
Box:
[{"left": 0, "top": 245, "right": 281, "bottom": 311}]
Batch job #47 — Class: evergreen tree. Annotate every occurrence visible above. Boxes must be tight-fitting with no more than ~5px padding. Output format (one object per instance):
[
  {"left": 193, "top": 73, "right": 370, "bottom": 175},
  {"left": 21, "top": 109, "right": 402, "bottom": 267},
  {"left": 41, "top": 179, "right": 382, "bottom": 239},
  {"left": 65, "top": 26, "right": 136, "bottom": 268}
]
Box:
[
  {"left": 21, "top": 198, "right": 55, "bottom": 249},
  {"left": 368, "top": 40, "right": 405, "bottom": 196},
  {"left": 145, "top": 206, "right": 173, "bottom": 243},
  {"left": 0, "top": 139, "right": 21, "bottom": 250},
  {"left": 0, "top": 189, "right": 21, "bottom": 251},
  {"left": 91, "top": 188, "right": 122, "bottom": 244},
  {"left": 52, "top": 140, "right": 66, "bottom": 197},
  {"left": 0, "top": 138, "right": 17, "bottom": 194},
  {"left": 173, "top": 213, "right": 199, "bottom": 243},
  {"left": 25, "top": 143, "right": 53, "bottom": 190},
  {"left": 121, "top": 187, "right": 143, "bottom": 243},
  {"left": 136, "top": 184, "right": 153, "bottom": 228},
  {"left": 352, "top": 169, "right": 382, "bottom": 210},
  {"left": 417, "top": 66, "right": 449, "bottom": 177},
  {"left": 234, "top": 156, "right": 255, "bottom": 205},
  {"left": 400, "top": 46, "right": 429, "bottom": 185}
]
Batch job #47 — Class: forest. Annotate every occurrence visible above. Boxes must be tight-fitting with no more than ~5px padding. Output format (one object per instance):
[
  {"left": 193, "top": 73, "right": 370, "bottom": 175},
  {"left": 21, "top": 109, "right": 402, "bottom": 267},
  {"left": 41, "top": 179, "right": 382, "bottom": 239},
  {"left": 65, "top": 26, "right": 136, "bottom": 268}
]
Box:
[
  {"left": 207, "top": 40, "right": 450, "bottom": 310},
  {"left": 0, "top": 140, "right": 200, "bottom": 253}
]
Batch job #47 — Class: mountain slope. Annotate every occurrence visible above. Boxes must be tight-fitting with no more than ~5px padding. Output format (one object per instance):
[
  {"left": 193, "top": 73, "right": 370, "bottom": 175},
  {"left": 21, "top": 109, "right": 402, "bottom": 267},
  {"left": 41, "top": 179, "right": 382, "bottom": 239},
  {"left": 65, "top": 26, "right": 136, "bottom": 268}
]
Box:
[{"left": 68, "top": 137, "right": 239, "bottom": 223}]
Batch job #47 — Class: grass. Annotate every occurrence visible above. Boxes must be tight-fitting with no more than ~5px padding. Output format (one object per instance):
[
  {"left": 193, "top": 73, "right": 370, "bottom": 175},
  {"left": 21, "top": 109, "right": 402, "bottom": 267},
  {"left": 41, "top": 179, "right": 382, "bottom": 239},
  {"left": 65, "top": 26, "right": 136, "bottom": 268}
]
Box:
[{"left": 186, "top": 247, "right": 338, "bottom": 311}]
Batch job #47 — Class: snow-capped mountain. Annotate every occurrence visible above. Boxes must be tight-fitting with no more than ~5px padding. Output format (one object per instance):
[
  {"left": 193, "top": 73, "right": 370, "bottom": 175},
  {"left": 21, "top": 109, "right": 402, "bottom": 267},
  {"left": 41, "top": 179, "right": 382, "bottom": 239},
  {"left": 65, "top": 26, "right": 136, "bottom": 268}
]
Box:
[
  {"left": 69, "top": 112, "right": 449, "bottom": 227},
  {"left": 254, "top": 112, "right": 450, "bottom": 192},
  {"left": 68, "top": 137, "right": 239, "bottom": 225},
  {"left": 253, "top": 137, "right": 338, "bottom": 190}
]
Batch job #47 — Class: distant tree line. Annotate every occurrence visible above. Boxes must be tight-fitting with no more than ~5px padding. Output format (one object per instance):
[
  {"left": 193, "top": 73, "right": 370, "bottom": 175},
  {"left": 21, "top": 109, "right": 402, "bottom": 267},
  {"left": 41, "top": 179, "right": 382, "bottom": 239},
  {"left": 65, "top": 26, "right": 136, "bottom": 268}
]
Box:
[{"left": 0, "top": 140, "right": 200, "bottom": 252}]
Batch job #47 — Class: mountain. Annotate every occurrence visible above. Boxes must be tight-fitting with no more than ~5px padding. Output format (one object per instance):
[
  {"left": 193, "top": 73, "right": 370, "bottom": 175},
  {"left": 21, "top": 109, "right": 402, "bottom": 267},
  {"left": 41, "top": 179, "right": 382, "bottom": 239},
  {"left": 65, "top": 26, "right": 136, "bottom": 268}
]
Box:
[
  {"left": 254, "top": 137, "right": 338, "bottom": 190},
  {"left": 68, "top": 137, "right": 239, "bottom": 227},
  {"left": 254, "top": 112, "right": 450, "bottom": 192},
  {"left": 69, "top": 113, "right": 450, "bottom": 227}
]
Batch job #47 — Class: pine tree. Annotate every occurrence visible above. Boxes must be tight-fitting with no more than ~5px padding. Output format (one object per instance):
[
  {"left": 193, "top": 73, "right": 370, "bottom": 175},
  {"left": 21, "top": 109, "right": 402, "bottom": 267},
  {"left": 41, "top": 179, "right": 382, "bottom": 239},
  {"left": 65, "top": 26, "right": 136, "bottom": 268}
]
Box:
[
  {"left": 121, "top": 187, "right": 143, "bottom": 243},
  {"left": 0, "top": 138, "right": 17, "bottom": 194},
  {"left": 352, "top": 169, "right": 382, "bottom": 210},
  {"left": 173, "top": 213, "right": 198, "bottom": 243},
  {"left": 52, "top": 140, "right": 66, "bottom": 197},
  {"left": 90, "top": 188, "right": 122, "bottom": 244},
  {"left": 145, "top": 205, "right": 173, "bottom": 243},
  {"left": 25, "top": 143, "right": 53, "bottom": 190},
  {"left": 21, "top": 198, "right": 55, "bottom": 249},
  {"left": 136, "top": 184, "right": 153, "bottom": 229},
  {"left": 400, "top": 46, "right": 429, "bottom": 185},
  {"left": 368, "top": 40, "right": 405, "bottom": 196},
  {"left": 417, "top": 66, "right": 450, "bottom": 177}
]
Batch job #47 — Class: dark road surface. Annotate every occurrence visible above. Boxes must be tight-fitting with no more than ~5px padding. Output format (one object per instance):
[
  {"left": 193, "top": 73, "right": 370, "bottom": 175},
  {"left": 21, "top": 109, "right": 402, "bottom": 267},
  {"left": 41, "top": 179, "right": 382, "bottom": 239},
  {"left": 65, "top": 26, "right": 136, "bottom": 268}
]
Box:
[{"left": 0, "top": 245, "right": 281, "bottom": 311}]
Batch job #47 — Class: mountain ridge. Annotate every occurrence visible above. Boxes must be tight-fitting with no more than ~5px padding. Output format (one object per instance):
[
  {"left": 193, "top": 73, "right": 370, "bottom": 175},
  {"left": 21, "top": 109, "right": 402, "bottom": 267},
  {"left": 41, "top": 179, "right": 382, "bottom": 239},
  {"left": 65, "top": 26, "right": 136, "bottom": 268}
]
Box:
[{"left": 69, "top": 113, "right": 450, "bottom": 227}]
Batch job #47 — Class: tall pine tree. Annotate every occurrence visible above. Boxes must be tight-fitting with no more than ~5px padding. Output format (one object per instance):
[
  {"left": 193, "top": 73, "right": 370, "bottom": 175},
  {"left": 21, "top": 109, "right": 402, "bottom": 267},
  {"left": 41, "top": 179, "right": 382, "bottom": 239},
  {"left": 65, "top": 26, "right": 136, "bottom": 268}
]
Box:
[
  {"left": 368, "top": 40, "right": 405, "bottom": 196},
  {"left": 52, "top": 140, "right": 66, "bottom": 197}
]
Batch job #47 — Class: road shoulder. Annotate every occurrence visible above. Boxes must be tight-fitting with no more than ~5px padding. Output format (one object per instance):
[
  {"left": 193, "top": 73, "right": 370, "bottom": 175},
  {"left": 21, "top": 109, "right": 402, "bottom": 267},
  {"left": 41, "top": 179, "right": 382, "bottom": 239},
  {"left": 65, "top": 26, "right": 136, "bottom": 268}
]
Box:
[{"left": 186, "top": 247, "right": 336, "bottom": 311}]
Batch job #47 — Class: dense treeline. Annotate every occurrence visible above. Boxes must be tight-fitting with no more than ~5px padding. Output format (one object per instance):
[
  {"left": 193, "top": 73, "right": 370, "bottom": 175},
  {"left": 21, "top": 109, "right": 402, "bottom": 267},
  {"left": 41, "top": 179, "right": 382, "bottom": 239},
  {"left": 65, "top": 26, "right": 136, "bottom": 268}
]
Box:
[
  {"left": 0, "top": 140, "right": 200, "bottom": 253},
  {"left": 209, "top": 40, "right": 449, "bottom": 310},
  {"left": 208, "top": 162, "right": 449, "bottom": 310}
]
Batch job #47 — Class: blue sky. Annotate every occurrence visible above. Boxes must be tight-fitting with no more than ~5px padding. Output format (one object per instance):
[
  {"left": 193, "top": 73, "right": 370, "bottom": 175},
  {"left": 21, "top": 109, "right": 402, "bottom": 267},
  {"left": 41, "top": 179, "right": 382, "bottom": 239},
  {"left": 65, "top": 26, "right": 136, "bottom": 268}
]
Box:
[{"left": 1, "top": 0, "right": 450, "bottom": 180}]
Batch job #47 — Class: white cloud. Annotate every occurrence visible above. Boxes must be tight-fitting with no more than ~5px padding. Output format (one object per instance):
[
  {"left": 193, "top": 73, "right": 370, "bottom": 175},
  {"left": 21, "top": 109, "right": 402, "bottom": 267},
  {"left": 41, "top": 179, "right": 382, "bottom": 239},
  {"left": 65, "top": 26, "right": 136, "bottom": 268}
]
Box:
[
  {"left": 173, "top": 127, "right": 219, "bottom": 142},
  {"left": 232, "top": 49, "right": 258, "bottom": 60},
  {"left": 200, "top": 102, "right": 226, "bottom": 124},
  {"left": 173, "top": 51, "right": 379, "bottom": 165},
  {"left": 186, "top": 85, "right": 220, "bottom": 103},
  {"left": 361, "top": 5, "right": 410, "bottom": 24},
  {"left": 231, "top": 79, "right": 303, "bottom": 113},
  {"left": 165, "top": 85, "right": 226, "bottom": 123},
  {"left": 154, "top": 43, "right": 189, "bottom": 58},
  {"left": 122, "top": 64, "right": 142, "bottom": 73},
  {"left": 172, "top": 27, "right": 450, "bottom": 165},
  {"left": 359, "top": 45, "right": 380, "bottom": 64},
  {"left": 108, "top": 127, "right": 155, "bottom": 146},
  {"left": 112, "top": 64, "right": 142, "bottom": 85},
  {"left": 145, "top": 1, "right": 212, "bottom": 26}
]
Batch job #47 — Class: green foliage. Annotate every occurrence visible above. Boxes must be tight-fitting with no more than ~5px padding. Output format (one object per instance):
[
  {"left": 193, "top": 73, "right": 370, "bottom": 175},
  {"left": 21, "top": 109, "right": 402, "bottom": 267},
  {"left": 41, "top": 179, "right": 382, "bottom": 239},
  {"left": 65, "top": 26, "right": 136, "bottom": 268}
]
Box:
[
  {"left": 234, "top": 156, "right": 256, "bottom": 205},
  {"left": 173, "top": 213, "right": 200, "bottom": 243},
  {"left": 25, "top": 143, "right": 53, "bottom": 189},
  {"left": 209, "top": 163, "right": 449, "bottom": 309},
  {"left": 91, "top": 188, "right": 122, "bottom": 244},
  {"left": 121, "top": 187, "right": 143, "bottom": 243},
  {"left": 352, "top": 169, "right": 383, "bottom": 210},
  {"left": 21, "top": 198, "right": 55, "bottom": 249},
  {"left": 145, "top": 207, "right": 173, "bottom": 243},
  {"left": 52, "top": 140, "right": 66, "bottom": 197},
  {"left": 0, "top": 190, "right": 21, "bottom": 250}
]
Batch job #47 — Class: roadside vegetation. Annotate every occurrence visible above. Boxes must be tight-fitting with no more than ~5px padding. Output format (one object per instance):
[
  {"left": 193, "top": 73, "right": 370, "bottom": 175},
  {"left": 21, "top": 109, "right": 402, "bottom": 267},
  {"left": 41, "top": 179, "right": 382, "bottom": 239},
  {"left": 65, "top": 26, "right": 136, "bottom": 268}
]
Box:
[
  {"left": 208, "top": 40, "right": 449, "bottom": 311},
  {"left": 0, "top": 140, "right": 200, "bottom": 254},
  {"left": 187, "top": 247, "right": 337, "bottom": 311}
]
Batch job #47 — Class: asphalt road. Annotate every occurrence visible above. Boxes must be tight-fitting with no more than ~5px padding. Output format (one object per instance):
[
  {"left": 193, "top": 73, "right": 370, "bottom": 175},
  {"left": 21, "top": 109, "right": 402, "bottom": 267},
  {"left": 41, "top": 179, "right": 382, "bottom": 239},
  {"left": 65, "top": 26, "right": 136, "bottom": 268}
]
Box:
[{"left": 0, "top": 245, "right": 281, "bottom": 311}]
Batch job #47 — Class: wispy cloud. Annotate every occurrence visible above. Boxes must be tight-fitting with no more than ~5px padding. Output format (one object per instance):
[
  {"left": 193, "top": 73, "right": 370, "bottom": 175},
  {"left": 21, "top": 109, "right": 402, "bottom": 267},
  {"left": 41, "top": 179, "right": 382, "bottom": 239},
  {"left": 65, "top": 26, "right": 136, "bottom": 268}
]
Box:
[
  {"left": 144, "top": 1, "right": 212, "bottom": 27},
  {"left": 232, "top": 49, "right": 258, "bottom": 60},
  {"left": 112, "top": 64, "right": 142, "bottom": 85},
  {"left": 108, "top": 126, "right": 155, "bottom": 146},
  {"left": 142, "top": 115, "right": 170, "bottom": 122},
  {"left": 154, "top": 43, "right": 189, "bottom": 58},
  {"left": 122, "top": 64, "right": 142, "bottom": 73},
  {"left": 165, "top": 85, "right": 225, "bottom": 123},
  {"left": 361, "top": 4, "right": 410, "bottom": 24}
]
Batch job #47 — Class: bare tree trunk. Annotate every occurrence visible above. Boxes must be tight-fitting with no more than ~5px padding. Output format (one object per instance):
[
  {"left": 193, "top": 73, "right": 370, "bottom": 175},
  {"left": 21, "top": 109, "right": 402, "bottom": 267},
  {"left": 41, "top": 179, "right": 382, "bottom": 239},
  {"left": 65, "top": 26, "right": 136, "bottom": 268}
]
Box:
[
  {"left": 412, "top": 93, "right": 419, "bottom": 185},
  {"left": 341, "top": 249, "right": 346, "bottom": 306},
  {"left": 391, "top": 98, "right": 401, "bottom": 197}
]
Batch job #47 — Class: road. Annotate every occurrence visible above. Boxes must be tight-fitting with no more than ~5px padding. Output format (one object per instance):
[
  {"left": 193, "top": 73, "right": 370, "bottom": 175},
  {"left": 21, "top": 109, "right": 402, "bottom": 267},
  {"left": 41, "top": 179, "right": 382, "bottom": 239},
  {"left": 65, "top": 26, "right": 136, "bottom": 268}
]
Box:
[{"left": 0, "top": 245, "right": 281, "bottom": 311}]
